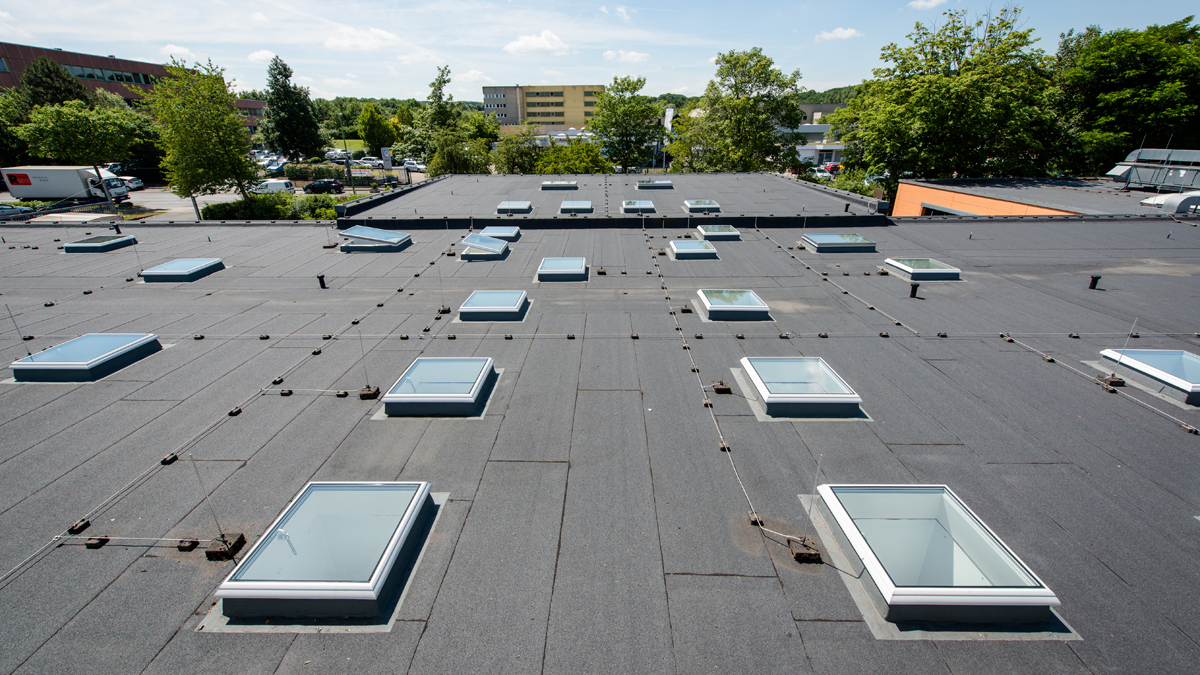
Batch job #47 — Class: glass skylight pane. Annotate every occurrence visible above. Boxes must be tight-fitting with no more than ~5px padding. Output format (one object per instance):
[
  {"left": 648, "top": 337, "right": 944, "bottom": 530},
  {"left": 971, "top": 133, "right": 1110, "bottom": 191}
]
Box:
[
  {"left": 686, "top": 200, "right": 718, "bottom": 207},
  {"left": 73, "top": 235, "right": 126, "bottom": 244},
  {"left": 232, "top": 484, "right": 419, "bottom": 583},
  {"left": 747, "top": 357, "right": 853, "bottom": 395},
  {"left": 829, "top": 486, "right": 1040, "bottom": 588},
  {"left": 1100, "top": 349, "right": 1200, "bottom": 397},
  {"left": 890, "top": 258, "right": 955, "bottom": 270},
  {"left": 637, "top": 180, "right": 673, "bottom": 188},
  {"left": 461, "top": 290, "right": 525, "bottom": 309},
  {"left": 461, "top": 233, "right": 507, "bottom": 253},
  {"left": 389, "top": 358, "right": 490, "bottom": 395},
  {"left": 540, "top": 257, "right": 585, "bottom": 271},
  {"left": 12, "top": 333, "right": 153, "bottom": 365},
  {"left": 560, "top": 201, "right": 592, "bottom": 212},
  {"left": 699, "top": 225, "right": 737, "bottom": 233},
  {"left": 145, "top": 258, "right": 221, "bottom": 273},
  {"left": 480, "top": 226, "right": 519, "bottom": 238},
  {"left": 340, "top": 226, "right": 411, "bottom": 245},
  {"left": 672, "top": 240, "right": 715, "bottom": 250},
  {"left": 805, "top": 233, "right": 873, "bottom": 244},
  {"left": 702, "top": 289, "right": 766, "bottom": 307}
]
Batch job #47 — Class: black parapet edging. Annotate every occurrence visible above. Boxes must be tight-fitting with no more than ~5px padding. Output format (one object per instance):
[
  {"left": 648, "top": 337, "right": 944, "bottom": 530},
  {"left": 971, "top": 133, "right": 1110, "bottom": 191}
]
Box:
[
  {"left": 336, "top": 213, "right": 892, "bottom": 230},
  {"left": 335, "top": 175, "right": 450, "bottom": 219}
]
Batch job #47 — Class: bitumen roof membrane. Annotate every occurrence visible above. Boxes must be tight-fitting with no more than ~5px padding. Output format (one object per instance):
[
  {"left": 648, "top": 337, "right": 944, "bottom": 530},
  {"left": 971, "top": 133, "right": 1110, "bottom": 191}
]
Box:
[{"left": 0, "top": 199, "right": 1198, "bottom": 674}]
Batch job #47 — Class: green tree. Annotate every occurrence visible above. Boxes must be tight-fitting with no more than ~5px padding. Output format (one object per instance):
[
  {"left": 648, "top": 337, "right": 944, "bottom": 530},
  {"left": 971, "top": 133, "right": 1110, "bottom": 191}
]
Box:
[
  {"left": 1054, "top": 17, "right": 1200, "bottom": 175},
  {"left": 20, "top": 56, "right": 87, "bottom": 109},
  {"left": 683, "top": 48, "right": 806, "bottom": 173},
  {"left": 357, "top": 103, "right": 396, "bottom": 156},
  {"left": 138, "top": 59, "right": 258, "bottom": 216},
  {"left": 0, "top": 89, "right": 30, "bottom": 167},
  {"left": 828, "top": 7, "right": 1061, "bottom": 184},
  {"left": 664, "top": 112, "right": 702, "bottom": 173},
  {"left": 492, "top": 125, "right": 541, "bottom": 174},
  {"left": 536, "top": 138, "right": 610, "bottom": 174},
  {"left": 260, "top": 56, "right": 324, "bottom": 160},
  {"left": 426, "top": 130, "right": 490, "bottom": 176},
  {"left": 423, "top": 66, "right": 459, "bottom": 132},
  {"left": 88, "top": 90, "right": 163, "bottom": 171},
  {"left": 15, "top": 99, "right": 144, "bottom": 208},
  {"left": 389, "top": 66, "right": 462, "bottom": 162},
  {"left": 391, "top": 105, "right": 415, "bottom": 129},
  {"left": 588, "top": 76, "right": 663, "bottom": 174},
  {"left": 460, "top": 110, "right": 499, "bottom": 144}
]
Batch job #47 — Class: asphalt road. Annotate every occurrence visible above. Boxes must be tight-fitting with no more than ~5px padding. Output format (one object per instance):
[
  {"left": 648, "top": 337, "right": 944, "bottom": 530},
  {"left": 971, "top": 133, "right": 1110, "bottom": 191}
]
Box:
[{"left": 124, "top": 188, "right": 244, "bottom": 220}]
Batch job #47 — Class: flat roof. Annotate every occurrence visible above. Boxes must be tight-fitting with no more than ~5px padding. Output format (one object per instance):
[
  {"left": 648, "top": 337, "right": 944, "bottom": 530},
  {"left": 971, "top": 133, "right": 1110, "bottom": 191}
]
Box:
[
  {"left": 900, "top": 178, "right": 1166, "bottom": 215},
  {"left": 0, "top": 215, "right": 1197, "bottom": 673}
]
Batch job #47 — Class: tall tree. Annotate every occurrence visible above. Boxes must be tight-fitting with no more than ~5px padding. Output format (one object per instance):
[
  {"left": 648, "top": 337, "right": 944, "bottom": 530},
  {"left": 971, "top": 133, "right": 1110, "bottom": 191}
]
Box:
[
  {"left": 682, "top": 48, "right": 806, "bottom": 173},
  {"left": 389, "top": 65, "right": 461, "bottom": 162},
  {"left": 357, "top": 103, "right": 396, "bottom": 157},
  {"left": 587, "top": 76, "right": 663, "bottom": 174},
  {"left": 0, "top": 89, "right": 30, "bottom": 167},
  {"left": 828, "top": 7, "right": 1061, "bottom": 183},
  {"left": 426, "top": 130, "right": 490, "bottom": 176},
  {"left": 20, "top": 56, "right": 88, "bottom": 109},
  {"left": 138, "top": 59, "right": 258, "bottom": 216},
  {"left": 260, "top": 56, "right": 324, "bottom": 160},
  {"left": 460, "top": 110, "right": 500, "bottom": 144},
  {"left": 535, "top": 138, "right": 610, "bottom": 174},
  {"left": 423, "top": 66, "right": 459, "bottom": 132},
  {"left": 492, "top": 125, "right": 541, "bottom": 174},
  {"left": 15, "top": 99, "right": 144, "bottom": 209},
  {"left": 1054, "top": 17, "right": 1200, "bottom": 175}
]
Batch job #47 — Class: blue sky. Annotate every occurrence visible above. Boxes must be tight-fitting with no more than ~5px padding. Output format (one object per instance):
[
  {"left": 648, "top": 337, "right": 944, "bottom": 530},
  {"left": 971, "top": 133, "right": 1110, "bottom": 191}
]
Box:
[{"left": 2, "top": 1, "right": 1196, "bottom": 100}]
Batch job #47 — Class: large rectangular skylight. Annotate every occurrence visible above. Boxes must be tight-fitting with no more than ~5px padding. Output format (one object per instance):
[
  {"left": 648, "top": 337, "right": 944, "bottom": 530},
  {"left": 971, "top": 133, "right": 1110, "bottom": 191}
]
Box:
[
  {"left": 696, "top": 224, "right": 741, "bottom": 241},
  {"left": 496, "top": 201, "right": 532, "bottom": 214},
  {"left": 621, "top": 200, "right": 655, "bottom": 214},
  {"left": 63, "top": 234, "right": 136, "bottom": 252},
  {"left": 461, "top": 233, "right": 508, "bottom": 254},
  {"left": 885, "top": 258, "right": 960, "bottom": 281},
  {"left": 215, "top": 481, "right": 434, "bottom": 618},
  {"left": 560, "top": 201, "right": 593, "bottom": 214},
  {"left": 636, "top": 180, "right": 673, "bottom": 189},
  {"left": 817, "top": 484, "right": 1060, "bottom": 624},
  {"left": 801, "top": 233, "right": 877, "bottom": 253},
  {"left": 537, "top": 257, "right": 587, "bottom": 281},
  {"left": 459, "top": 290, "right": 528, "bottom": 321},
  {"left": 684, "top": 199, "right": 720, "bottom": 212},
  {"left": 1100, "top": 349, "right": 1200, "bottom": 404},
  {"left": 141, "top": 258, "right": 225, "bottom": 282},
  {"left": 697, "top": 289, "right": 770, "bottom": 320},
  {"left": 669, "top": 240, "right": 718, "bottom": 259},
  {"left": 540, "top": 180, "right": 577, "bottom": 190},
  {"left": 340, "top": 226, "right": 412, "bottom": 246},
  {"left": 383, "top": 357, "right": 497, "bottom": 416},
  {"left": 741, "top": 356, "right": 861, "bottom": 417},
  {"left": 479, "top": 226, "right": 520, "bottom": 240},
  {"left": 10, "top": 333, "right": 161, "bottom": 382}
]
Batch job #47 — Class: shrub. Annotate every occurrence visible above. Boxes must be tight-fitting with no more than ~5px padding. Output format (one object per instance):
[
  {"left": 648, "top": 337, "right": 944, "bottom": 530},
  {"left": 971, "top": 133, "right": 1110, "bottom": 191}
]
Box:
[
  {"left": 352, "top": 150, "right": 365, "bottom": 160},
  {"left": 200, "top": 192, "right": 293, "bottom": 220}
]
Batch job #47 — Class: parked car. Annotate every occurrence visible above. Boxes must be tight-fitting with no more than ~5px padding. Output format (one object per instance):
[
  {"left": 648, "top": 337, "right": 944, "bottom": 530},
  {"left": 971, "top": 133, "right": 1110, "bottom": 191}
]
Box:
[
  {"left": 325, "top": 149, "right": 348, "bottom": 160},
  {"left": 303, "top": 179, "right": 344, "bottom": 194},
  {"left": 0, "top": 203, "right": 35, "bottom": 217},
  {"left": 402, "top": 160, "right": 426, "bottom": 172},
  {"left": 119, "top": 176, "right": 145, "bottom": 191},
  {"left": 812, "top": 169, "right": 833, "bottom": 179},
  {"left": 250, "top": 179, "right": 295, "bottom": 195},
  {"left": 359, "top": 156, "right": 384, "bottom": 168}
]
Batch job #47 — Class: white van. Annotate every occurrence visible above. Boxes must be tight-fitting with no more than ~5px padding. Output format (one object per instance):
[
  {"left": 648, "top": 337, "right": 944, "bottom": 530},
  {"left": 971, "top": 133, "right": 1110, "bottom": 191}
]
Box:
[{"left": 250, "top": 179, "right": 294, "bottom": 195}]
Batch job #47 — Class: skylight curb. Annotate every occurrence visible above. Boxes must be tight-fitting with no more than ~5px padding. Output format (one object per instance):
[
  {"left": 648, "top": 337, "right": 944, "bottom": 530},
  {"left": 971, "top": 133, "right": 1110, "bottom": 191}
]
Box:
[
  {"left": 801, "top": 233, "right": 877, "bottom": 253},
  {"left": 1100, "top": 349, "right": 1200, "bottom": 403},
  {"left": 740, "top": 356, "right": 862, "bottom": 417},
  {"left": 141, "top": 258, "right": 225, "bottom": 282},
  {"left": 885, "top": 258, "right": 961, "bottom": 281},
  {"left": 10, "top": 333, "right": 162, "bottom": 382},
  {"left": 63, "top": 235, "right": 137, "bottom": 252},
  {"left": 669, "top": 240, "right": 718, "bottom": 259},
  {"left": 695, "top": 224, "right": 740, "bottom": 240},
  {"left": 696, "top": 289, "right": 770, "bottom": 320},
  {"left": 383, "top": 357, "right": 498, "bottom": 416}
]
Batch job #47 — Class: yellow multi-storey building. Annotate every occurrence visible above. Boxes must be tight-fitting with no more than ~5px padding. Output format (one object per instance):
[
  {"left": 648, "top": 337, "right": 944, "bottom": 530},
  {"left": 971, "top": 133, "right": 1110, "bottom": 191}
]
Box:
[{"left": 482, "top": 84, "right": 605, "bottom": 129}]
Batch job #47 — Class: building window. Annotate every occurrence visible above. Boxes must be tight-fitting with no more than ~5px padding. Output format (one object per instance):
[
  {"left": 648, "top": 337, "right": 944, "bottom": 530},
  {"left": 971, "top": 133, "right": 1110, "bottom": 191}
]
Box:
[
  {"left": 527, "top": 101, "right": 563, "bottom": 107},
  {"left": 0, "top": 58, "right": 8, "bottom": 73},
  {"left": 584, "top": 101, "right": 595, "bottom": 107},
  {"left": 584, "top": 112, "right": 594, "bottom": 117},
  {"left": 526, "top": 91, "right": 563, "bottom": 97},
  {"left": 584, "top": 91, "right": 599, "bottom": 97}
]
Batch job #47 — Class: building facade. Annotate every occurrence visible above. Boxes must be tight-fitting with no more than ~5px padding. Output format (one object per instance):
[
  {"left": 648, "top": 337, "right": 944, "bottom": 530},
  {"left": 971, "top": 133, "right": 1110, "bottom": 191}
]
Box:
[
  {"left": 482, "top": 84, "right": 605, "bottom": 129},
  {"left": 0, "top": 41, "right": 264, "bottom": 137}
]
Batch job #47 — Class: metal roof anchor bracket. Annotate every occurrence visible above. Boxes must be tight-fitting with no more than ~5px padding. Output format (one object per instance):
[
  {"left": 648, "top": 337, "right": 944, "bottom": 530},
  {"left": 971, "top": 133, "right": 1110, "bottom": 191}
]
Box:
[
  {"left": 205, "top": 533, "right": 246, "bottom": 561},
  {"left": 359, "top": 386, "right": 380, "bottom": 400},
  {"left": 789, "top": 536, "right": 822, "bottom": 564}
]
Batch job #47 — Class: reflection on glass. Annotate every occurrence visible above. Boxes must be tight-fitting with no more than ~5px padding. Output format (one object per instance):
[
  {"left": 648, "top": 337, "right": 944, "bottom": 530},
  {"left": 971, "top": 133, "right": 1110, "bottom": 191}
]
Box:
[
  {"left": 540, "top": 257, "right": 585, "bottom": 271},
  {"left": 702, "top": 289, "right": 766, "bottom": 306},
  {"left": 746, "top": 357, "right": 853, "bottom": 395},
  {"left": 389, "top": 358, "right": 489, "bottom": 395},
  {"left": 145, "top": 258, "right": 220, "bottom": 273},
  {"left": 461, "top": 291, "right": 525, "bottom": 308},
  {"left": 890, "top": 258, "right": 955, "bottom": 270},
  {"left": 13, "top": 334, "right": 151, "bottom": 364}
]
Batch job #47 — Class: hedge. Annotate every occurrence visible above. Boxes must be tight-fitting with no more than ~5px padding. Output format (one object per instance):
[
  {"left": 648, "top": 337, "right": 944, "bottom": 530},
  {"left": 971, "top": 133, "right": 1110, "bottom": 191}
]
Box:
[
  {"left": 200, "top": 193, "right": 354, "bottom": 221},
  {"left": 282, "top": 164, "right": 348, "bottom": 181}
]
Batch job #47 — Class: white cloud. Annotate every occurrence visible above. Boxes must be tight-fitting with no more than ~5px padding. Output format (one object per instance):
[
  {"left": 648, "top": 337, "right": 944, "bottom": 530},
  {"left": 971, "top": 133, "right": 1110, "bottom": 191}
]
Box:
[
  {"left": 503, "top": 30, "right": 569, "bottom": 56},
  {"left": 907, "top": 0, "right": 947, "bottom": 8},
  {"left": 599, "top": 5, "right": 608, "bottom": 13},
  {"left": 160, "top": 44, "right": 199, "bottom": 61},
  {"left": 458, "top": 69, "right": 495, "bottom": 84},
  {"left": 295, "top": 76, "right": 315, "bottom": 84},
  {"left": 615, "top": 5, "right": 630, "bottom": 21},
  {"left": 396, "top": 47, "right": 441, "bottom": 65},
  {"left": 541, "top": 68, "right": 565, "bottom": 76},
  {"left": 671, "top": 86, "right": 696, "bottom": 95},
  {"left": 0, "top": 11, "right": 30, "bottom": 38},
  {"left": 326, "top": 26, "right": 401, "bottom": 51},
  {"left": 707, "top": 56, "right": 717, "bottom": 64},
  {"left": 603, "top": 49, "right": 649, "bottom": 63},
  {"left": 815, "top": 27, "right": 864, "bottom": 42},
  {"left": 250, "top": 11, "right": 268, "bottom": 22},
  {"left": 247, "top": 49, "right": 275, "bottom": 64},
  {"left": 384, "top": 63, "right": 400, "bottom": 77}
]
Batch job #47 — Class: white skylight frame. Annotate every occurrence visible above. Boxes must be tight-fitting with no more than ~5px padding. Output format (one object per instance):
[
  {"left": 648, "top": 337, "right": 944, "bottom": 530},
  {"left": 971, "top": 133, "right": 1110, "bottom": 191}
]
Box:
[
  {"left": 697, "top": 289, "right": 769, "bottom": 316},
  {"left": 63, "top": 234, "right": 137, "bottom": 252},
  {"left": 461, "top": 233, "right": 508, "bottom": 254},
  {"left": 621, "top": 200, "right": 655, "bottom": 214},
  {"left": 817, "top": 484, "right": 1061, "bottom": 610},
  {"left": 10, "top": 333, "right": 159, "bottom": 374},
  {"left": 214, "top": 481, "right": 432, "bottom": 604},
  {"left": 141, "top": 258, "right": 225, "bottom": 281},
  {"left": 1100, "top": 349, "right": 1200, "bottom": 396},
  {"left": 684, "top": 199, "right": 721, "bottom": 212},
  {"left": 383, "top": 357, "right": 496, "bottom": 407},
  {"left": 884, "top": 258, "right": 961, "bottom": 281},
  {"left": 540, "top": 180, "right": 578, "bottom": 190},
  {"left": 537, "top": 257, "right": 587, "bottom": 280},
  {"left": 740, "top": 356, "right": 862, "bottom": 406},
  {"left": 696, "top": 224, "right": 741, "bottom": 240},
  {"left": 479, "top": 226, "right": 520, "bottom": 240},
  {"left": 669, "top": 240, "right": 718, "bottom": 259},
  {"left": 801, "top": 233, "right": 877, "bottom": 253},
  {"left": 340, "top": 226, "right": 412, "bottom": 246},
  {"left": 496, "top": 201, "right": 532, "bottom": 214},
  {"left": 458, "top": 290, "right": 528, "bottom": 318},
  {"left": 560, "top": 201, "right": 593, "bottom": 214},
  {"left": 636, "top": 180, "right": 674, "bottom": 189}
]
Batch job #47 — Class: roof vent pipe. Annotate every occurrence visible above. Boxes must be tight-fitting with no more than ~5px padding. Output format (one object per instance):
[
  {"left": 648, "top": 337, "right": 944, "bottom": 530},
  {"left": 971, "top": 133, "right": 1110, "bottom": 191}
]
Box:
[{"left": 1088, "top": 275, "right": 1101, "bottom": 290}]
